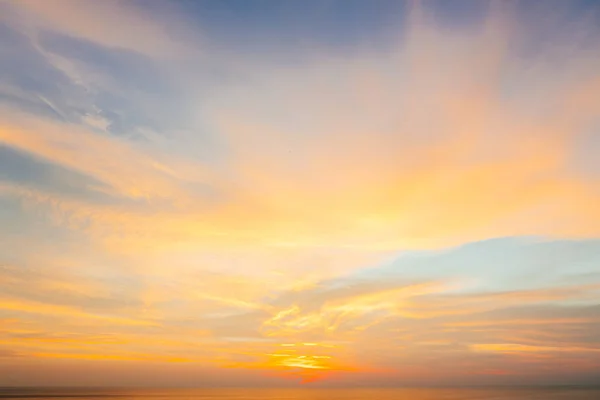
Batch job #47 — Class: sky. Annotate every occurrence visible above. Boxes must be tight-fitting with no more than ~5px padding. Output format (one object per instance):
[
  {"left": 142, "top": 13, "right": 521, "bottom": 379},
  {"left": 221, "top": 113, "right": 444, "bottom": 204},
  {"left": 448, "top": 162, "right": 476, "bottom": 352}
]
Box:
[{"left": 0, "top": 0, "right": 600, "bottom": 388}]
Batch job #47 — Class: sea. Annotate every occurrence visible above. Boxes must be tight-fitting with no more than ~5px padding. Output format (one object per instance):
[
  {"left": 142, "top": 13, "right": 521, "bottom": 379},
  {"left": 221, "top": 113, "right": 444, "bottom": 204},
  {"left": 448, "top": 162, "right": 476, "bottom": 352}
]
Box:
[{"left": 0, "top": 388, "right": 599, "bottom": 400}]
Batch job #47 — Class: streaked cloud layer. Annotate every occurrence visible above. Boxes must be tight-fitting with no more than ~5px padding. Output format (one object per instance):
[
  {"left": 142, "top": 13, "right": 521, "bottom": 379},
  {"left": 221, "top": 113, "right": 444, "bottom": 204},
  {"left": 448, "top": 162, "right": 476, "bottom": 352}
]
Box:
[{"left": 0, "top": 0, "right": 599, "bottom": 387}]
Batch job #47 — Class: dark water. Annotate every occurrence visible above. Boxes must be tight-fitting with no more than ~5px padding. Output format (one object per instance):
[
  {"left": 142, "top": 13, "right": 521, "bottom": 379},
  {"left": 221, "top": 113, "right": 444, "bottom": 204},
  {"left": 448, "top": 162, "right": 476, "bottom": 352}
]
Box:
[{"left": 1, "top": 388, "right": 599, "bottom": 400}]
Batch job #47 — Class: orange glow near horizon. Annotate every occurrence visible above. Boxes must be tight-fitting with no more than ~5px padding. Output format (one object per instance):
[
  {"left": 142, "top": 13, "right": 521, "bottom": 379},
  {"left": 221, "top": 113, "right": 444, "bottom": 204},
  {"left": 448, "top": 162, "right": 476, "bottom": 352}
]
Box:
[{"left": 218, "top": 342, "right": 364, "bottom": 384}]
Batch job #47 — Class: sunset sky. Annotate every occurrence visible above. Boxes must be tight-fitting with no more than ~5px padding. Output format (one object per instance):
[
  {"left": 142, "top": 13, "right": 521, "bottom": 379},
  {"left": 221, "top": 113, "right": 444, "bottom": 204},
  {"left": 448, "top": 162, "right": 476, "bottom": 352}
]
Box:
[{"left": 1, "top": 0, "right": 600, "bottom": 387}]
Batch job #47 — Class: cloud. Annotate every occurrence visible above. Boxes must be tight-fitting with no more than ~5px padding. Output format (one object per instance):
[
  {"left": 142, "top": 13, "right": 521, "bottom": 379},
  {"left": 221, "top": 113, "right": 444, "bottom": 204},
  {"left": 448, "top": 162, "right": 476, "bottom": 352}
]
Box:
[
  {"left": 0, "top": 264, "right": 143, "bottom": 315},
  {"left": 1, "top": 237, "right": 600, "bottom": 385},
  {"left": 0, "top": 0, "right": 599, "bottom": 387},
  {"left": 0, "top": 19, "right": 93, "bottom": 123},
  {"left": 5, "top": 0, "right": 191, "bottom": 57},
  {"left": 0, "top": 144, "right": 114, "bottom": 202},
  {"left": 0, "top": 0, "right": 599, "bottom": 258}
]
